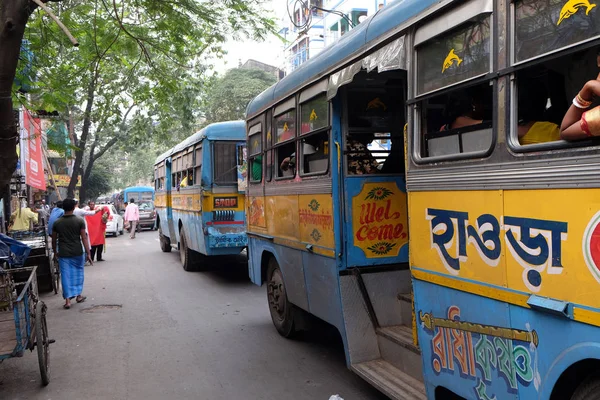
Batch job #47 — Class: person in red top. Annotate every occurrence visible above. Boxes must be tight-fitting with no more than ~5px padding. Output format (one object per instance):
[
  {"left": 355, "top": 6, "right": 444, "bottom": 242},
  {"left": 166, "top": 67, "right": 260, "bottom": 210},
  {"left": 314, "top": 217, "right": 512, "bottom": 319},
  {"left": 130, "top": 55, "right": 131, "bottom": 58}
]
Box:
[{"left": 85, "top": 201, "right": 110, "bottom": 262}]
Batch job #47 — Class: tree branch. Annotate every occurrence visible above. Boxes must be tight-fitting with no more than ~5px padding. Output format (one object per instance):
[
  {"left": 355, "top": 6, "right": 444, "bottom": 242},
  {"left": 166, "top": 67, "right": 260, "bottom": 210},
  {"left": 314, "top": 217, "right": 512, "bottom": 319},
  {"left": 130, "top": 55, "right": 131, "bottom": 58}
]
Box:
[{"left": 30, "top": 0, "right": 79, "bottom": 46}]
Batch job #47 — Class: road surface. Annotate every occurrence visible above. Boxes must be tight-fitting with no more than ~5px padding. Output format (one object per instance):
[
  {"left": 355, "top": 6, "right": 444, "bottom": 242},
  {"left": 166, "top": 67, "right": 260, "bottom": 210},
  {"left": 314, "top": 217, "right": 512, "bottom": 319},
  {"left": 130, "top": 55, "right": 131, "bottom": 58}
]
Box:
[{"left": 0, "top": 230, "right": 388, "bottom": 400}]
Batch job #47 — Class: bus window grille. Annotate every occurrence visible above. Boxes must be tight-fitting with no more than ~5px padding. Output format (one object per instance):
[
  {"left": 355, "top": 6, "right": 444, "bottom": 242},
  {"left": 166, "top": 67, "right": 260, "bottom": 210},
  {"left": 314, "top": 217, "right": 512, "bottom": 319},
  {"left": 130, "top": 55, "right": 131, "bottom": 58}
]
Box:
[
  {"left": 213, "top": 142, "right": 237, "bottom": 185},
  {"left": 213, "top": 210, "right": 234, "bottom": 221}
]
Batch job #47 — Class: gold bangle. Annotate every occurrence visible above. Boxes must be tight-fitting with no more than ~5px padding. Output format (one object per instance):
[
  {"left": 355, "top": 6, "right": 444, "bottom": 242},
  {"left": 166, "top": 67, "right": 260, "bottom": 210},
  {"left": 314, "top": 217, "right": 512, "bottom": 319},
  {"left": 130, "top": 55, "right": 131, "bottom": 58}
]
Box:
[{"left": 577, "top": 93, "right": 593, "bottom": 107}]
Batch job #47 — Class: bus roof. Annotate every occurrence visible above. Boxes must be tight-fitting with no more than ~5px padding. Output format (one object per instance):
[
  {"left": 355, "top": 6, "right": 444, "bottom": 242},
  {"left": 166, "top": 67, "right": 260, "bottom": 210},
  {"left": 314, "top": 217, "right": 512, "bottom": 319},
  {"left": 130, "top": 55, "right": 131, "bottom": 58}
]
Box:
[
  {"left": 246, "top": 0, "right": 439, "bottom": 118},
  {"left": 154, "top": 120, "right": 246, "bottom": 165},
  {"left": 123, "top": 186, "right": 154, "bottom": 193}
]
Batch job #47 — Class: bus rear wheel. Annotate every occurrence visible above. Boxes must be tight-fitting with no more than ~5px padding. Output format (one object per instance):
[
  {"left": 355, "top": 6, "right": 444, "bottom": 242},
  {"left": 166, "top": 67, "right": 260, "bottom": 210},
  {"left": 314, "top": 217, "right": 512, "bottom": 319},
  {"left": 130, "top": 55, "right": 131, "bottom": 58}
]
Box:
[
  {"left": 179, "top": 228, "right": 200, "bottom": 271},
  {"left": 267, "top": 258, "right": 296, "bottom": 338},
  {"left": 158, "top": 224, "right": 171, "bottom": 253},
  {"left": 572, "top": 376, "right": 600, "bottom": 400}
]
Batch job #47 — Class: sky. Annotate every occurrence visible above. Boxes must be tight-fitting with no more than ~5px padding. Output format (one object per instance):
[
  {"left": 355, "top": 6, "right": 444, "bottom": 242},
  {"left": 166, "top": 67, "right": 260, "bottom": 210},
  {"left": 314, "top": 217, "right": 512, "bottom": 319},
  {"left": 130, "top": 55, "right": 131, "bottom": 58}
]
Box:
[{"left": 213, "top": 0, "right": 287, "bottom": 73}]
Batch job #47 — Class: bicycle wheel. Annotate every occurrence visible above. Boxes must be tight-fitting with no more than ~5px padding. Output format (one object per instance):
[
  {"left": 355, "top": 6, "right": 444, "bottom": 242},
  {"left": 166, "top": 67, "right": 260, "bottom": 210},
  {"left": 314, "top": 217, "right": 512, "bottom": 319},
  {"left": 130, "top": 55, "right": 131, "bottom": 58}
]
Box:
[{"left": 36, "top": 301, "right": 50, "bottom": 386}]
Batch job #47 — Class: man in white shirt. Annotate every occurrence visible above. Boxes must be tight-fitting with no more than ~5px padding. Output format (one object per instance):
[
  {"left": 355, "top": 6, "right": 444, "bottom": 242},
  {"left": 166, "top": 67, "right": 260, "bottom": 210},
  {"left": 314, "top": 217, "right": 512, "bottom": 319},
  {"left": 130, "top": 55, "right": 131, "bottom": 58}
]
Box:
[
  {"left": 123, "top": 199, "right": 140, "bottom": 239},
  {"left": 73, "top": 199, "right": 100, "bottom": 234}
]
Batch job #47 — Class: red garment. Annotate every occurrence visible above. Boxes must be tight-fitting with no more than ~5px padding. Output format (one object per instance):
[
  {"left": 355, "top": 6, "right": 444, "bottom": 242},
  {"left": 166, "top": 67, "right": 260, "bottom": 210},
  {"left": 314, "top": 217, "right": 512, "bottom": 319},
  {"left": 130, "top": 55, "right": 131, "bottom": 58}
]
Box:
[{"left": 86, "top": 206, "right": 109, "bottom": 246}]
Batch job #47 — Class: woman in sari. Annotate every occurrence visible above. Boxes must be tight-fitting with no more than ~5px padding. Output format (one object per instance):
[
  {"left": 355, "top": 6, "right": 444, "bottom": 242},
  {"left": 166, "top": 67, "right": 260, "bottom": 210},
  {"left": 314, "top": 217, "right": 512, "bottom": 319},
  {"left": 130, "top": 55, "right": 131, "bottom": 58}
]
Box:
[
  {"left": 85, "top": 203, "right": 110, "bottom": 262},
  {"left": 560, "top": 55, "right": 600, "bottom": 140}
]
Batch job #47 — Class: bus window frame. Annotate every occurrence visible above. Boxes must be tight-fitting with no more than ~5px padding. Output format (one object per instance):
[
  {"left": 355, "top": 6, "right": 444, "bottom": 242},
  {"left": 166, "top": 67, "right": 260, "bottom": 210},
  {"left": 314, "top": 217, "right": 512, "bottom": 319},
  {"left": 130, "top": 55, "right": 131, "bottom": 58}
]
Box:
[
  {"left": 411, "top": 10, "right": 497, "bottom": 165},
  {"left": 212, "top": 140, "right": 240, "bottom": 187},
  {"left": 505, "top": 2, "right": 600, "bottom": 154},
  {"left": 299, "top": 93, "right": 330, "bottom": 177},
  {"left": 273, "top": 100, "right": 298, "bottom": 181},
  {"left": 248, "top": 120, "right": 263, "bottom": 184}
]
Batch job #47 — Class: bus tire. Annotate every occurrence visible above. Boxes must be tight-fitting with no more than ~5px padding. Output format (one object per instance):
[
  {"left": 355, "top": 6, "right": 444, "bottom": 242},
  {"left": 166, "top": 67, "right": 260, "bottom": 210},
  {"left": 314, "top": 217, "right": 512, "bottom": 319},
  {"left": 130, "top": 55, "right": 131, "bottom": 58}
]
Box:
[
  {"left": 266, "top": 258, "right": 296, "bottom": 338},
  {"left": 179, "top": 228, "right": 200, "bottom": 271},
  {"left": 571, "top": 375, "right": 600, "bottom": 400},
  {"left": 158, "top": 225, "right": 171, "bottom": 252}
]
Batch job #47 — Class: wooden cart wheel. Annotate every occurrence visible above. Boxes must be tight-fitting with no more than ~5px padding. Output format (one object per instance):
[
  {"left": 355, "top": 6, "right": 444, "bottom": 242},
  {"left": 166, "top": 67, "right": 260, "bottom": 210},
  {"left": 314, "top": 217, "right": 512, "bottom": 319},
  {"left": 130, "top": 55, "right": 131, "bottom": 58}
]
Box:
[{"left": 36, "top": 301, "right": 50, "bottom": 386}]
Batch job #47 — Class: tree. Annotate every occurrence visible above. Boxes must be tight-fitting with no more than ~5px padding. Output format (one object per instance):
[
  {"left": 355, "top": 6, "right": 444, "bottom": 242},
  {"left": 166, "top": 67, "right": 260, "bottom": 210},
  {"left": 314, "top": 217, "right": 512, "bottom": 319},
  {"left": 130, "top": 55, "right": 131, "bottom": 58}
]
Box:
[
  {"left": 83, "top": 163, "right": 111, "bottom": 202},
  {"left": 0, "top": 0, "right": 276, "bottom": 198},
  {"left": 203, "top": 67, "right": 277, "bottom": 124}
]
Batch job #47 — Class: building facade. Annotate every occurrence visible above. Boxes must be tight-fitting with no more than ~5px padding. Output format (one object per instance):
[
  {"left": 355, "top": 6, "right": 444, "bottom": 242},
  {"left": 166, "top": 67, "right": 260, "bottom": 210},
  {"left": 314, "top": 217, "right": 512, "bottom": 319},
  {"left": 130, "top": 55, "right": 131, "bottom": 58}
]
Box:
[{"left": 279, "top": 0, "right": 395, "bottom": 74}]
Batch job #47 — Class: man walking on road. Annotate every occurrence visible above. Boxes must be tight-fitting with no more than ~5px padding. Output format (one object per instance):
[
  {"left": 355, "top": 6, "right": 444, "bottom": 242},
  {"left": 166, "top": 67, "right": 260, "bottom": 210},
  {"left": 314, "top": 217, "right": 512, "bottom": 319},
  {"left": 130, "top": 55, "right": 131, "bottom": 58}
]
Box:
[
  {"left": 124, "top": 199, "right": 140, "bottom": 239},
  {"left": 51, "top": 199, "right": 92, "bottom": 309}
]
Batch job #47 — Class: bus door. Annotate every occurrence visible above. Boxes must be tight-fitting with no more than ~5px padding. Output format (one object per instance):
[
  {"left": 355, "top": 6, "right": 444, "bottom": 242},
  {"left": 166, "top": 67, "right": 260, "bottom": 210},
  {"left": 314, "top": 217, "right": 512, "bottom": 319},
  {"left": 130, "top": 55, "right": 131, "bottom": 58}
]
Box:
[
  {"left": 165, "top": 157, "right": 177, "bottom": 241},
  {"left": 341, "top": 76, "right": 409, "bottom": 269}
]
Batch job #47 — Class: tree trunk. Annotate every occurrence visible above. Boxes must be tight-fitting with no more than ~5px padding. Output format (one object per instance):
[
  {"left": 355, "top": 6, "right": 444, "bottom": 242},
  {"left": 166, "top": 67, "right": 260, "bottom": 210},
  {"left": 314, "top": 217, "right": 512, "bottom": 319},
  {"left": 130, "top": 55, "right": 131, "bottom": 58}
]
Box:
[
  {"left": 0, "top": 1, "right": 32, "bottom": 198},
  {"left": 67, "top": 67, "right": 98, "bottom": 198}
]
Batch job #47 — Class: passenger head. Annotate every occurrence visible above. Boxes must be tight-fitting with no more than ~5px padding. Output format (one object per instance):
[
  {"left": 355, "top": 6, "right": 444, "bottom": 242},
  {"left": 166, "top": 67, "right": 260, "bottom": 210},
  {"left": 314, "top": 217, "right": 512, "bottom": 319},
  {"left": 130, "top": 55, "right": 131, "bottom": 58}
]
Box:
[
  {"left": 129, "top": 199, "right": 135, "bottom": 204},
  {"left": 444, "top": 87, "right": 485, "bottom": 124},
  {"left": 63, "top": 198, "right": 77, "bottom": 212},
  {"left": 518, "top": 81, "right": 548, "bottom": 123},
  {"left": 56, "top": 201, "right": 63, "bottom": 209}
]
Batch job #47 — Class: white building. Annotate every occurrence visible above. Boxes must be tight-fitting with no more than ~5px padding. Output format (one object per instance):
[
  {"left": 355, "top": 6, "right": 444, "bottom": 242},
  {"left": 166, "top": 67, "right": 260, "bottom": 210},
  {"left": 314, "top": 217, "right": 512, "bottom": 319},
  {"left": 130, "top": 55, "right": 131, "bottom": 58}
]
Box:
[{"left": 279, "top": 0, "right": 395, "bottom": 75}]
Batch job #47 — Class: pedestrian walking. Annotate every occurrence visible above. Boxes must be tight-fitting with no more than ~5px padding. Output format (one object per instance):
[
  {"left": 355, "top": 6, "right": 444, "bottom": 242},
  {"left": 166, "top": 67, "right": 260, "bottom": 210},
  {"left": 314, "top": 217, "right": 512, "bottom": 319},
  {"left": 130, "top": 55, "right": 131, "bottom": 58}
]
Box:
[
  {"left": 47, "top": 201, "right": 64, "bottom": 236},
  {"left": 51, "top": 198, "right": 91, "bottom": 309},
  {"left": 86, "top": 203, "right": 110, "bottom": 262},
  {"left": 123, "top": 199, "right": 140, "bottom": 239}
]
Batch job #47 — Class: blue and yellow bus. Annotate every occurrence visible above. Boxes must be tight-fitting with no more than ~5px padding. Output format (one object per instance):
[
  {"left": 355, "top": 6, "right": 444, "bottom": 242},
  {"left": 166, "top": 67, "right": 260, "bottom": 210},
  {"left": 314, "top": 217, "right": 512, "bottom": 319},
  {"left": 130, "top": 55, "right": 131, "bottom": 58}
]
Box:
[
  {"left": 154, "top": 121, "right": 247, "bottom": 271},
  {"left": 246, "top": 0, "right": 600, "bottom": 399}
]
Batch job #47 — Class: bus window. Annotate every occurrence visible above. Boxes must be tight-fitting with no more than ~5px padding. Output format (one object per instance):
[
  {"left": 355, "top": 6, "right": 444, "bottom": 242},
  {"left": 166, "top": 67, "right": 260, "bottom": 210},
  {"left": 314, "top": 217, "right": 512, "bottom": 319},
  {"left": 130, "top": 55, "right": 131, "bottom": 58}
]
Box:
[
  {"left": 300, "top": 94, "right": 329, "bottom": 175},
  {"left": 248, "top": 123, "right": 262, "bottom": 183},
  {"left": 274, "top": 109, "right": 296, "bottom": 179},
  {"left": 514, "top": 0, "right": 600, "bottom": 65},
  {"left": 276, "top": 142, "right": 296, "bottom": 178},
  {"left": 345, "top": 83, "right": 403, "bottom": 174},
  {"left": 511, "top": 0, "right": 600, "bottom": 147},
  {"left": 416, "top": 14, "right": 494, "bottom": 159},
  {"left": 213, "top": 142, "right": 238, "bottom": 185}
]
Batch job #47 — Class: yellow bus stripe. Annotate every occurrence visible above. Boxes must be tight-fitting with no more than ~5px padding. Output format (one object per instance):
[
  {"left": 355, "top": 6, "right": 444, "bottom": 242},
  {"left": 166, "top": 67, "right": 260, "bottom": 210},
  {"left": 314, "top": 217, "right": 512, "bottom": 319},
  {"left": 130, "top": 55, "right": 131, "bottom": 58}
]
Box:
[{"left": 412, "top": 268, "right": 600, "bottom": 327}]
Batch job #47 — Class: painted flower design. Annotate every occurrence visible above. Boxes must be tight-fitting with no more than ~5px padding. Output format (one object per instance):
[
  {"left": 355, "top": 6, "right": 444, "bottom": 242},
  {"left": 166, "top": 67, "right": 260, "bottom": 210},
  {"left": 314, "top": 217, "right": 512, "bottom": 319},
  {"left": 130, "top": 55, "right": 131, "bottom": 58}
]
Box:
[
  {"left": 310, "top": 229, "right": 322, "bottom": 242},
  {"left": 365, "top": 187, "right": 393, "bottom": 201},
  {"left": 308, "top": 199, "right": 320, "bottom": 212},
  {"left": 367, "top": 241, "right": 397, "bottom": 255}
]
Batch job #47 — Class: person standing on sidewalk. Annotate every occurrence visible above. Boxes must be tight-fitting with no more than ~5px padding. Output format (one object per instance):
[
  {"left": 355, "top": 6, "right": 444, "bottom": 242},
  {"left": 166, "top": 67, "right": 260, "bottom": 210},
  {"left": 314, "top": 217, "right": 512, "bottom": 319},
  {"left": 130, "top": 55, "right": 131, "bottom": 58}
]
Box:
[
  {"left": 86, "top": 203, "right": 110, "bottom": 262},
  {"left": 124, "top": 199, "right": 140, "bottom": 239},
  {"left": 51, "top": 198, "right": 92, "bottom": 309}
]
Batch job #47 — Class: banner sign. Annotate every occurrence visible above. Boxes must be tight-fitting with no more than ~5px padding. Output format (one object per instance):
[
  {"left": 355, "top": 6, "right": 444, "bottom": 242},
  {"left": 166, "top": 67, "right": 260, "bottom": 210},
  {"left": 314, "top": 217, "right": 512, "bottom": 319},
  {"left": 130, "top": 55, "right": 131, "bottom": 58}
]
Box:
[{"left": 22, "top": 108, "right": 46, "bottom": 191}]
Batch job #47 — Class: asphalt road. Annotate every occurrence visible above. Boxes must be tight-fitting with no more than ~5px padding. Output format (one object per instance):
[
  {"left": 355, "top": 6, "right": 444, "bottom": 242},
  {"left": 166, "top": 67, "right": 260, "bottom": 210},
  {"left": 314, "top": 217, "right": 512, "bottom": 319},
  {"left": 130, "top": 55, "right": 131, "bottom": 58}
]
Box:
[{"left": 0, "top": 230, "right": 387, "bottom": 400}]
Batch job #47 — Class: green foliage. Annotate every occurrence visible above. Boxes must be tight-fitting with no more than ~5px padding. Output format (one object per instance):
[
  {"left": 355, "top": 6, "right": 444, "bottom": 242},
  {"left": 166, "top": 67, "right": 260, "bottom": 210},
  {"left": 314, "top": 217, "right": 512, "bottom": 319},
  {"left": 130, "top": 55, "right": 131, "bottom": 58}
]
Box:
[
  {"left": 84, "top": 164, "right": 112, "bottom": 202},
  {"left": 100, "top": 145, "right": 160, "bottom": 190},
  {"left": 202, "top": 67, "right": 277, "bottom": 124},
  {"left": 14, "top": 0, "right": 277, "bottom": 195}
]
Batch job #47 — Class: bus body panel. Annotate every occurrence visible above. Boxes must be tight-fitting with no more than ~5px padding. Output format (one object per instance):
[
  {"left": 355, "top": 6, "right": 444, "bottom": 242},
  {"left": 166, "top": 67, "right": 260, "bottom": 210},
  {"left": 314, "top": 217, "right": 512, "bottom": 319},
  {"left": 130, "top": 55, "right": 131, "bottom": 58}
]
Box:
[
  {"left": 343, "top": 176, "right": 409, "bottom": 269},
  {"left": 246, "top": 236, "right": 344, "bottom": 333},
  {"left": 411, "top": 188, "right": 600, "bottom": 398}
]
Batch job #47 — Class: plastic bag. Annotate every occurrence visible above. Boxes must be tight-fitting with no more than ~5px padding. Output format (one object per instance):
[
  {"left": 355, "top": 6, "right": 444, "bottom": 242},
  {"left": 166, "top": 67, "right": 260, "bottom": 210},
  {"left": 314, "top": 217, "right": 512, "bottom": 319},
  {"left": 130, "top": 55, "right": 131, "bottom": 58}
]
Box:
[{"left": 329, "top": 396, "right": 344, "bottom": 400}]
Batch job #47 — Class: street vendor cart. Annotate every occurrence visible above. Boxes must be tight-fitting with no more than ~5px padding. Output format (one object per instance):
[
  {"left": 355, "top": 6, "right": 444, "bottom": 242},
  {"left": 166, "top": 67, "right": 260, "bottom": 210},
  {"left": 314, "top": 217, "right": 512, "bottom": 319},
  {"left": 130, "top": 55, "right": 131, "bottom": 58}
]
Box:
[
  {"left": 9, "top": 228, "right": 57, "bottom": 294},
  {"left": 0, "top": 234, "right": 52, "bottom": 386}
]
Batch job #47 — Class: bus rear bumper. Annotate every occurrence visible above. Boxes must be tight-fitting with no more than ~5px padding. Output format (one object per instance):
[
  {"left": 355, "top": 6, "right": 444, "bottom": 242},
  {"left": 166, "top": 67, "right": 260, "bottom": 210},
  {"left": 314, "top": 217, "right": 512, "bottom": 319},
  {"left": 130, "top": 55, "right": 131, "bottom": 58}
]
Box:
[{"left": 206, "top": 226, "right": 248, "bottom": 249}]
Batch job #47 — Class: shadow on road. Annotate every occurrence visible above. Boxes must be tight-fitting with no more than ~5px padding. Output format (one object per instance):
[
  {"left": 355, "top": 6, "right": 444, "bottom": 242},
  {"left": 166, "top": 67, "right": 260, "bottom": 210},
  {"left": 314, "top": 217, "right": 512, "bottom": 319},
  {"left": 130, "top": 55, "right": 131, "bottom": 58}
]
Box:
[{"left": 199, "top": 253, "right": 251, "bottom": 284}]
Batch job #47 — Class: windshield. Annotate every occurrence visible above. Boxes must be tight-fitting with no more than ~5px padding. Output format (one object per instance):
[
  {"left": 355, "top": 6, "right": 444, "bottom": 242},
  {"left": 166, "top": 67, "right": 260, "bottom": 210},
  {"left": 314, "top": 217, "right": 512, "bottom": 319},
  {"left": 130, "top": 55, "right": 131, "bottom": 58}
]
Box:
[{"left": 139, "top": 201, "right": 154, "bottom": 211}]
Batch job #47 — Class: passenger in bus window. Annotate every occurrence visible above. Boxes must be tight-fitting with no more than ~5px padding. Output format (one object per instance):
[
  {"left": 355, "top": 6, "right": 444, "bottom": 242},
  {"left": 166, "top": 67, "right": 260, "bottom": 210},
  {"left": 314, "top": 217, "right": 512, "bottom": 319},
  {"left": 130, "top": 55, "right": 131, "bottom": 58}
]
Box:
[
  {"left": 439, "top": 92, "right": 485, "bottom": 132},
  {"left": 518, "top": 82, "right": 561, "bottom": 145},
  {"left": 560, "top": 75, "right": 600, "bottom": 140},
  {"left": 347, "top": 137, "right": 379, "bottom": 175}
]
